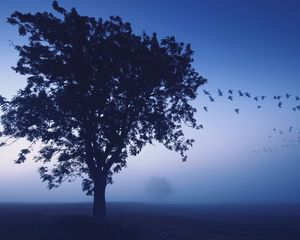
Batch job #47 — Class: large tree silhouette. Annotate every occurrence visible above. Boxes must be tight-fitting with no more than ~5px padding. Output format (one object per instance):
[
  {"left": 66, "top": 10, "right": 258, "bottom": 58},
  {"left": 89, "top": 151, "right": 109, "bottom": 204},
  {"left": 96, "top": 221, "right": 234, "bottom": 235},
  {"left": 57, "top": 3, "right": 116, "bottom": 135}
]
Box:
[{"left": 0, "top": 1, "right": 206, "bottom": 224}]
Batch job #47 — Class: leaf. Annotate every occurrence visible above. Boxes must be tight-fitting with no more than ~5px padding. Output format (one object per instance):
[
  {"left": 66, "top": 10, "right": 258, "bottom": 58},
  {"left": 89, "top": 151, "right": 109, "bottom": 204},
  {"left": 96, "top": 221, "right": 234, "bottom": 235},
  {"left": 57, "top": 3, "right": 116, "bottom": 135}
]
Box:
[{"left": 15, "top": 149, "right": 30, "bottom": 164}]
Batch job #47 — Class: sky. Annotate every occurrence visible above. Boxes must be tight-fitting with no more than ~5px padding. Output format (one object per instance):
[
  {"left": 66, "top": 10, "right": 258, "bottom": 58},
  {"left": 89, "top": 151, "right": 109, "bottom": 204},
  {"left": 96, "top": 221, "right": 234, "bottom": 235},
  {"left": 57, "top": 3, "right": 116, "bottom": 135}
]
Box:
[{"left": 0, "top": 0, "right": 300, "bottom": 203}]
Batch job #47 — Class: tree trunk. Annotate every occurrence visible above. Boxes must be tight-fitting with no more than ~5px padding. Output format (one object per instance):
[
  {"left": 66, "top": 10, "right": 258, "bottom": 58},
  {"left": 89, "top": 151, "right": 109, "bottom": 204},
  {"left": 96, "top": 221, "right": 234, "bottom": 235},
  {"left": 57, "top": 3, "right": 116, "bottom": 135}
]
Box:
[{"left": 93, "top": 177, "right": 107, "bottom": 226}]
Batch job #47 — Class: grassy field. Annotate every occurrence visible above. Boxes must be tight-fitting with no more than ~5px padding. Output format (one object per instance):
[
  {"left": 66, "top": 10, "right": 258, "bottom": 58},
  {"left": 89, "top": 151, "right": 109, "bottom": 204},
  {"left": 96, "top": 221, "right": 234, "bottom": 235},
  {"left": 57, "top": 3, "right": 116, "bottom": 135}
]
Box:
[{"left": 0, "top": 202, "right": 300, "bottom": 240}]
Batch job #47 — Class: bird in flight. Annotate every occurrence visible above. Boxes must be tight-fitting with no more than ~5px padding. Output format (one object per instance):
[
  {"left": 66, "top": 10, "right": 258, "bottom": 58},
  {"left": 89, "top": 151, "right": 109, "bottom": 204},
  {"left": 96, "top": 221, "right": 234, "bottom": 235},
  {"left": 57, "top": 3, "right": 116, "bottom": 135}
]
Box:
[
  {"left": 254, "top": 96, "right": 259, "bottom": 101},
  {"left": 209, "top": 96, "right": 215, "bottom": 102},
  {"left": 245, "top": 92, "right": 251, "bottom": 98},
  {"left": 228, "top": 89, "right": 233, "bottom": 95},
  {"left": 296, "top": 96, "right": 300, "bottom": 101},
  {"left": 203, "top": 106, "right": 208, "bottom": 112},
  {"left": 217, "top": 89, "right": 223, "bottom": 96},
  {"left": 286, "top": 93, "right": 291, "bottom": 99},
  {"left": 238, "top": 90, "right": 244, "bottom": 96},
  {"left": 234, "top": 108, "right": 240, "bottom": 114},
  {"left": 257, "top": 105, "right": 262, "bottom": 109},
  {"left": 274, "top": 95, "right": 282, "bottom": 100},
  {"left": 261, "top": 96, "right": 266, "bottom": 100},
  {"left": 203, "top": 90, "right": 210, "bottom": 95},
  {"left": 228, "top": 96, "right": 233, "bottom": 101},
  {"left": 278, "top": 102, "right": 282, "bottom": 108}
]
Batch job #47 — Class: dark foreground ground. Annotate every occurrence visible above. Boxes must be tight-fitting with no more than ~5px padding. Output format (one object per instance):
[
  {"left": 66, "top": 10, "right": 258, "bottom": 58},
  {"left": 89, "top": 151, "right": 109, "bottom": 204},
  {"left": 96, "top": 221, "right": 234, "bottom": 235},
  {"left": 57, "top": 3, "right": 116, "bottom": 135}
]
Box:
[{"left": 0, "top": 203, "right": 300, "bottom": 240}]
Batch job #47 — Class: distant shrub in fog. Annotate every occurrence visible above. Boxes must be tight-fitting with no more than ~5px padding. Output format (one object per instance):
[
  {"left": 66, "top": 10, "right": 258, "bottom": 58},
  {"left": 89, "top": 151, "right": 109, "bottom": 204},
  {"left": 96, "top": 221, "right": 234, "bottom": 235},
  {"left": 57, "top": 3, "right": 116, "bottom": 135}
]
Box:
[{"left": 145, "top": 177, "right": 173, "bottom": 200}]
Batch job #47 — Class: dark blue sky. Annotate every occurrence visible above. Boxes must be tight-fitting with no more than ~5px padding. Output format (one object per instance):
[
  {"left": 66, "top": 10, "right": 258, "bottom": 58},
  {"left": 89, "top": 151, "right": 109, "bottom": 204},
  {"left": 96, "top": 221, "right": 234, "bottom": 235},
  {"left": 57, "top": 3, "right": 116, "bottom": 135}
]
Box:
[{"left": 0, "top": 0, "right": 300, "bottom": 203}]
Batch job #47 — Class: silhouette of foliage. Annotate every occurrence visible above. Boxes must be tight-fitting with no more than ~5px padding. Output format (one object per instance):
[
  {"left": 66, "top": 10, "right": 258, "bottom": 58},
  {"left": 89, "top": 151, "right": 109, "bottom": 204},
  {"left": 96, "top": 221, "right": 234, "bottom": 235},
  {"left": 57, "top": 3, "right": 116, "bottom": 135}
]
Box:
[{"left": 0, "top": 1, "right": 206, "bottom": 222}]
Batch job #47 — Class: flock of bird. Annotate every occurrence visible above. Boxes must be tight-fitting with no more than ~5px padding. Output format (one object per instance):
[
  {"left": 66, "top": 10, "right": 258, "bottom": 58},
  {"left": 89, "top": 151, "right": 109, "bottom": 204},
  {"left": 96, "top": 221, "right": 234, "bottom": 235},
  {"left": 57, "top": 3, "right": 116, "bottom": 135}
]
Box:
[
  {"left": 199, "top": 88, "right": 300, "bottom": 153},
  {"left": 201, "top": 88, "right": 300, "bottom": 114},
  {"left": 250, "top": 126, "right": 300, "bottom": 153}
]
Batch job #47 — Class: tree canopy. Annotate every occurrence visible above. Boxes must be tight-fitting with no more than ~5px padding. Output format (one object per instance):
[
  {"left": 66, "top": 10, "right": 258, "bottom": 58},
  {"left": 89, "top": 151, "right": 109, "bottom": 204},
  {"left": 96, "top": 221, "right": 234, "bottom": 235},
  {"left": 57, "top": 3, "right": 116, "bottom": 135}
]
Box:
[{"left": 0, "top": 1, "right": 206, "bottom": 198}]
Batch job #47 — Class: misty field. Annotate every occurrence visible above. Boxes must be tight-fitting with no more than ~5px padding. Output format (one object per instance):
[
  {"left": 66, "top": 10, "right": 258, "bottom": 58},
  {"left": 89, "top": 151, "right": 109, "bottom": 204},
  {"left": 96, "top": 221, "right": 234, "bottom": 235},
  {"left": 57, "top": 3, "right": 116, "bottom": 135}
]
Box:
[{"left": 0, "top": 203, "right": 300, "bottom": 240}]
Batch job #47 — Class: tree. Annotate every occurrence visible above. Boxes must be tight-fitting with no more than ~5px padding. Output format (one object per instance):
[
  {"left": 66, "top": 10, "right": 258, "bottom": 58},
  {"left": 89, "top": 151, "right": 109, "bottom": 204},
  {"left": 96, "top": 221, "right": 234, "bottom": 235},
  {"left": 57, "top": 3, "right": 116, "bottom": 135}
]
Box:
[
  {"left": 0, "top": 1, "right": 206, "bottom": 225},
  {"left": 145, "top": 177, "right": 173, "bottom": 201}
]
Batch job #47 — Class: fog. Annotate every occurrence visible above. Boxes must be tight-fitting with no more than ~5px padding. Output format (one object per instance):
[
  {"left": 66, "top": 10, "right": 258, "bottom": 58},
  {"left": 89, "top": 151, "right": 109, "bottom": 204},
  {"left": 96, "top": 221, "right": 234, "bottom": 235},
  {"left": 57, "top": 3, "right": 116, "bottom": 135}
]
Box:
[
  {"left": 0, "top": 0, "right": 300, "bottom": 204},
  {"left": 1, "top": 119, "right": 300, "bottom": 204}
]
